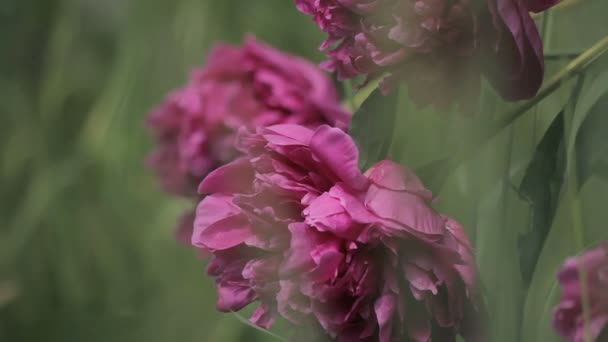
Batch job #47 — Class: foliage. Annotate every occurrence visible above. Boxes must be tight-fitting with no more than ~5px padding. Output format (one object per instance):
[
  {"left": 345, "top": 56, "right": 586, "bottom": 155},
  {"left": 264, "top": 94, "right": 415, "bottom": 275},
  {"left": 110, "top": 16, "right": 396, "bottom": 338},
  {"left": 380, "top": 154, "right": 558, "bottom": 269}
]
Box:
[{"left": 1, "top": 0, "right": 608, "bottom": 341}]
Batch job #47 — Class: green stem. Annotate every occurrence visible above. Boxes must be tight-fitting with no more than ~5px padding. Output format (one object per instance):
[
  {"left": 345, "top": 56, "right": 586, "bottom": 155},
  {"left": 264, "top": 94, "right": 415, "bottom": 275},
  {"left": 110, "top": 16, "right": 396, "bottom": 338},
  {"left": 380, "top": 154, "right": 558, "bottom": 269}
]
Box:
[
  {"left": 564, "top": 74, "right": 593, "bottom": 342},
  {"left": 490, "top": 35, "right": 608, "bottom": 142},
  {"left": 343, "top": 80, "right": 356, "bottom": 112},
  {"left": 440, "top": 35, "right": 608, "bottom": 184}
]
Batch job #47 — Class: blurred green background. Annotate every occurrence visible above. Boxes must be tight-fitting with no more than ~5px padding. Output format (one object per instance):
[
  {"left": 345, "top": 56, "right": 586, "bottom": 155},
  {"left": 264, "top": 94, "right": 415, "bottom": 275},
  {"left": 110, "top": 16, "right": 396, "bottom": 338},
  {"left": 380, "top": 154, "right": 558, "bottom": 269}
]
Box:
[
  {"left": 0, "top": 0, "right": 326, "bottom": 341},
  {"left": 1, "top": 0, "right": 607, "bottom": 341}
]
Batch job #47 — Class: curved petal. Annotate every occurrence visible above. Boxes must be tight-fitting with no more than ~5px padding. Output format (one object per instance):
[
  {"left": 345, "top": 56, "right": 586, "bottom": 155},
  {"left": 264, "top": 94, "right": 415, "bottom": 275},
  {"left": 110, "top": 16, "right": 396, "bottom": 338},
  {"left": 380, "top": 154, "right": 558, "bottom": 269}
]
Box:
[
  {"left": 526, "top": 0, "right": 560, "bottom": 13},
  {"left": 198, "top": 157, "right": 254, "bottom": 194},
  {"left": 216, "top": 282, "right": 257, "bottom": 312},
  {"left": 482, "top": 0, "right": 544, "bottom": 100},
  {"left": 193, "top": 194, "right": 253, "bottom": 249},
  {"left": 365, "top": 184, "right": 445, "bottom": 237},
  {"left": 310, "top": 125, "right": 368, "bottom": 190},
  {"left": 366, "top": 160, "right": 433, "bottom": 199},
  {"left": 263, "top": 124, "right": 314, "bottom": 145},
  {"left": 375, "top": 292, "right": 397, "bottom": 342}
]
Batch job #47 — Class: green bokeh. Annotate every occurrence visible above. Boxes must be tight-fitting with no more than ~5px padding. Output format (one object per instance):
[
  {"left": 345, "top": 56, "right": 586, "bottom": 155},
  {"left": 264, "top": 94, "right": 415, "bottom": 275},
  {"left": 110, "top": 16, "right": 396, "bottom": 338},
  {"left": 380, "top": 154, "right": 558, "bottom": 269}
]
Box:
[{"left": 1, "top": 0, "right": 607, "bottom": 341}]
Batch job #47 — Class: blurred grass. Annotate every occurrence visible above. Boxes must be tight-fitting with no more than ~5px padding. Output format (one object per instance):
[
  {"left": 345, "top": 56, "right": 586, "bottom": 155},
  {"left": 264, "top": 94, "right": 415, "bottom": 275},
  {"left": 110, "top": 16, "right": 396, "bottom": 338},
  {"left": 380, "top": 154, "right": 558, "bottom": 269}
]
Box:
[
  {"left": 0, "top": 0, "right": 324, "bottom": 341},
  {"left": 1, "top": 0, "right": 607, "bottom": 341}
]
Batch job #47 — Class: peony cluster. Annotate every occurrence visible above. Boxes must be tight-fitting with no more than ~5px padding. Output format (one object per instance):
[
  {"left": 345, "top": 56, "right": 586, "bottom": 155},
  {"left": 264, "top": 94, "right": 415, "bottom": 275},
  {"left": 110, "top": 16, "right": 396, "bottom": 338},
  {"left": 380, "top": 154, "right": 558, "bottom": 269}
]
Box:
[
  {"left": 193, "top": 124, "right": 482, "bottom": 341},
  {"left": 295, "top": 0, "right": 560, "bottom": 108},
  {"left": 146, "top": 37, "right": 349, "bottom": 197},
  {"left": 553, "top": 244, "right": 608, "bottom": 342}
]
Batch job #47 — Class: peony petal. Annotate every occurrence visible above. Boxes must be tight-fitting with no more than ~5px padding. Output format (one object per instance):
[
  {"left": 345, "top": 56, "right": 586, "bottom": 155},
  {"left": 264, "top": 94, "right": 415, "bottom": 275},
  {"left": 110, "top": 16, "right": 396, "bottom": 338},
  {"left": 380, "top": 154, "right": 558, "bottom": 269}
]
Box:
[
  {"left": 526, "top": 0, "right": 560, "bottom": 13},
  {"left": 250, "top": 304, "right": 276, "bottom": 329},
  {"left": 375, "top": 293, "right": 397, "bottom": 342},
  {"left": 482, "top": 0, "right": 544, "bottom": 100},
  {"left": 263, "top": 124, "right": 315, "bottom": 145},
  {"left": 304, "top": 192, "right": 363, "bottom": 240},
  {"left": 310, "top": 125, "right": 368, "bottom": 191},
  {"left": 195, "top": 215, "right": 253, "bottom": 250},
  {"left": 216, "top": 283, "right": 257, "bottom": 312},
  {"left": 192, "top": 195, "right": 239, "bottom": 239},
  {"left": 366, "top": 160, "right": 433, "bottom": 199},
  {"left": 198, "top": 158, "right": 255, "bottom": 194},
  {"left": 365, "top": 184, "right": 445, "bottom": 237},
  {"left": 310, "top": 240, "right": 344, "bottom": 282},
  {"left": 193, "top": 195, "right": 254, "bottom": 249}
]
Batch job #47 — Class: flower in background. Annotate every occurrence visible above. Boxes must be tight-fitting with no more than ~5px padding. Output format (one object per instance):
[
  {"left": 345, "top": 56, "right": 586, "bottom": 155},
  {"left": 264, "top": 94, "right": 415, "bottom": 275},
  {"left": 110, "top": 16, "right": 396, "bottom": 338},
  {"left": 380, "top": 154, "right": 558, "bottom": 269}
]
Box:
[
  {"left": 145, "top": 37, "right": 349, "bottom": 243},
  {"left": 295, "top": 0, "right": 559, "bottom": 109},
  {"left": 193, "top": 124, "right": 482, "bottom": 341},
  {"left": 146, "top": 36, "right": 350, "bottom": 197},
  {"left": 553, "top": 244, "right": 608, "bottom": 342}
]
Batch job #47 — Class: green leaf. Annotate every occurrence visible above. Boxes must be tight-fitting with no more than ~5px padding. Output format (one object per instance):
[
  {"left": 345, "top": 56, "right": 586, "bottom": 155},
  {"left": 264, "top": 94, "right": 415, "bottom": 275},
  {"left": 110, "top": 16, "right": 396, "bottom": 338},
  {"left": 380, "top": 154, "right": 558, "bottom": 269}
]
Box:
[
  {"left": 520, "top": 178, "right": 608, "bottom": 342},
  {"left": 517, "top": 112, "right": 566, "bottom": 286},
  {"left": 349, "top": 88, "right": 398, "bottom": 170},
  {"left": 415, "top": 158, "right": 452, "bottom": 194},
  {"left": 576, "top": 93, "right": 608, "bottom": 186}
]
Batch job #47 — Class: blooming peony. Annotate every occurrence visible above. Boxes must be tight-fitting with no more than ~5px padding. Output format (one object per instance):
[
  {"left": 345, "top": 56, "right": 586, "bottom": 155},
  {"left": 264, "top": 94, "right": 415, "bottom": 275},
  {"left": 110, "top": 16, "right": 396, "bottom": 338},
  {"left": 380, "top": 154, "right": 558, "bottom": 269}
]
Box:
[
  {"left": 295, "top": 0, "right": 559, "bottom": 109},
  {"left": 553, "top": 244, "right": 608, "bottom": 342},
  {"left": 193, "top": 124, "right": 482, "bottom": 341},
  {"left": 146, "top": 36, "right": 349, "bottom": 197}
]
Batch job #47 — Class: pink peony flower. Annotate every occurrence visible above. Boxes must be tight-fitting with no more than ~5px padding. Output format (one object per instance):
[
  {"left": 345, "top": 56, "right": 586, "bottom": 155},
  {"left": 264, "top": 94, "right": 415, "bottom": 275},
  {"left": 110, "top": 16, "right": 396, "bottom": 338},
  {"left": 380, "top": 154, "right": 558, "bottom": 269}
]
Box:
[
  {"left": 295, "top": 0, "right": 559, "bottom": 109},
  {"left": 553, "top": 244, "right": 608, "bottom": 342},
  {"left": 146, "top": 36, "right": 350, "bottom": 197},
  {"left": 193, "top": 124, "right": 482, "bottom": 341}
]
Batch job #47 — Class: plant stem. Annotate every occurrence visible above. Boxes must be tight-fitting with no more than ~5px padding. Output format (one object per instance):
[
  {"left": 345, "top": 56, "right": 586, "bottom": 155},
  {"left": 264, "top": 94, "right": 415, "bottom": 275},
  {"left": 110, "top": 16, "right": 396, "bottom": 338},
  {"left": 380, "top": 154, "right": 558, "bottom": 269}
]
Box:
[
  {"left": 562, "top": 73, "right": 593, "bottom": 342},
  {"left": 440, "top": 35, "right": 608, "bottom": 185}
]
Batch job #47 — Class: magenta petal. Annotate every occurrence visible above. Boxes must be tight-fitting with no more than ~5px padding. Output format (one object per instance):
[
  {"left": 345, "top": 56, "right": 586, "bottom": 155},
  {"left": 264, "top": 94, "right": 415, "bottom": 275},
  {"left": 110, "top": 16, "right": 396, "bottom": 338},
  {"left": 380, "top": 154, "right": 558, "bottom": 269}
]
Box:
[
  {"left": 216, "top": 283, "right": 257, "bottom": 312},
  {"left": 484, "top": 0, "right": 544, "bottom": 100},
  {"left": 281, "top": 223, "right": 318, "bottom": 275},
  {"left": 198, "top": 158, "right": 255, "bottom": 194},
  {"left": 304, "top": 192, "right": 362, "bottom": 240},
  {"left": 196, "top": 215, "right": 253, "bottom": 250},
  {"left": 193, "top": 194, "right": 253, "bottom": 249},
  {"left": 263, "top": 124, "right": 315, "bottom": 145},
  {"left": 375, "top": 293, "right": 397, "bottom": 342},
  {"left": 327, "top": 184, "right": 379, "bottom": 226},
  {"left": 310, "top": 125, "right": 368, "bottom": 190},
  {"left": 366, "top": 160, "right": 433, "bottom": 199},
  {"left": 310, "top": 241, "right": 344, "bottom": 282},
  {"left": 526, "top": 0, "right": 560, "bottom": 12},
  {"left": 250, "top": 304, "right": 276, "bottom": 329},
  {"left": 365, "top": 184, "right": 444, "bottom": 237},
  {"left": 405, "top": 263, "right": 439, "bottom": 295}
]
